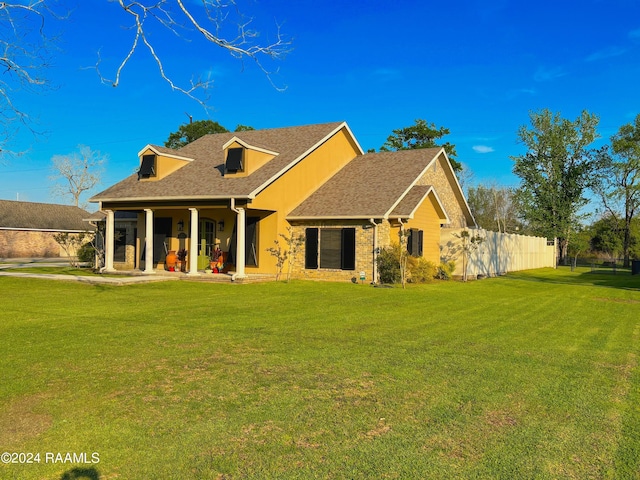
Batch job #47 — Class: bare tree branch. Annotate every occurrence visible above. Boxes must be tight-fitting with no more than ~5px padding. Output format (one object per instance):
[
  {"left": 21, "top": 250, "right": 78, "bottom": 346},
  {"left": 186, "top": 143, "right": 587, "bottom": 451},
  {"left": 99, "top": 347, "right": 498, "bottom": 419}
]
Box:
[
  {"left": 0, "top": 1, "right": 60, "bottom": 155},
  {"left": 0, "top": 1, "right": 291, "bottom": 156},
  {"left": 94, "top": 0, "right": 292, "bottom": 107}
]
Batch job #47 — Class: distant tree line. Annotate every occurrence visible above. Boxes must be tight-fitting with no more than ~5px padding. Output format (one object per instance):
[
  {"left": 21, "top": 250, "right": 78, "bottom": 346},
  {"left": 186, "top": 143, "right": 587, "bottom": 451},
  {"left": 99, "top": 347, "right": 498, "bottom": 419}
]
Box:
[{"left": 465, "top": 110, "right": 640, "bottom": 268}]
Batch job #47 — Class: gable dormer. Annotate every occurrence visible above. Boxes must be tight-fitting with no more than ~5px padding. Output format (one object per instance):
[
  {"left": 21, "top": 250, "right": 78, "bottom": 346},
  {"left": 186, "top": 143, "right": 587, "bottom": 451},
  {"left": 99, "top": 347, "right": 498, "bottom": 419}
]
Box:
[
  {"left": 222, "top": 137, "right": 278, "bottom": 177},
  {"left": 137, "top": 145, "right": 193, "bottom": 181}
]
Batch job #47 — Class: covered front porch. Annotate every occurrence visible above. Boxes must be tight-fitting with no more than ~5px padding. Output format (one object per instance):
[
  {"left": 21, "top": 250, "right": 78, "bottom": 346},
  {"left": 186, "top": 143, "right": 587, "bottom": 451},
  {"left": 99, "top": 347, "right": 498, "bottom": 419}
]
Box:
[{"left": 100, "top": 200, "right": 265, "bottom": 279}]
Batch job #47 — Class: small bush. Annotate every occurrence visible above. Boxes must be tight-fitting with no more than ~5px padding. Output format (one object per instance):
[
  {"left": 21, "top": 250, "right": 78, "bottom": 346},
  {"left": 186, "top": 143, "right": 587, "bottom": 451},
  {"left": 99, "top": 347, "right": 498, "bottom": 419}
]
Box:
[
  {"left": 77, "top": 242, "right": 96, "bottom": 264},
  {"left": 408, "top": 257, "right": 438, "bottom": 283},
  {"left": 377, "top": 246, "right": 401, "bottom": 284},
  {"left": 378, "top": 246, "right": 442, "bottom": 284},
  {"left": 436, "top": 261, "right": 456, "bottom": 280}
]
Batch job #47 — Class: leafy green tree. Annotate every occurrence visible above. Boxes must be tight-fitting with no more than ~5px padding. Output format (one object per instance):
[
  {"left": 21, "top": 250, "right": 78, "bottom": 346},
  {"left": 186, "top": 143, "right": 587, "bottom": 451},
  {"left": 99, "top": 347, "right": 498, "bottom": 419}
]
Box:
[
  {"left": 590, "top": 215, "right": 623, "bottom": 262},
  {"left": 587, "top": 215, "right": 640, "bottom": 263},
  {"left": 165, "top": 120, "right": 229, "bottom": 149},
  {"left": 566, "top": 226, "right": 592, "bottom": 268},
  {"left": 466, "top": 184, "right": 522, "bottom": 233},
  {"left": 381, "top": 119, "right": 462, "bottom": 172},
  {"left": 234, "top": 124, "right": 255, "bottom": 132},
  {"left": 512, "top": 109, "right": 600, "bottom": 263},
  {"left": 594, "top": 114, "right": 640, "bottom": 267},
  {"left": 165, "top": 120, "right": 257, "bottom": 149}
]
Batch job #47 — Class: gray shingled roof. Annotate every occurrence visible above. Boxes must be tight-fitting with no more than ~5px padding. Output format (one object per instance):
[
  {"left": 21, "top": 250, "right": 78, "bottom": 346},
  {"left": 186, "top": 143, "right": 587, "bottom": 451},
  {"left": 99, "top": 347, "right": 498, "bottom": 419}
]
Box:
[
  {"left": 0, "top": 200, "right": 93, "bottom": 231},
  {"left": 91, "top": 122, "right": 348, "bottom": 202},
  {"left": 288, "top": 148, "right": 442, "bottom": 219}
]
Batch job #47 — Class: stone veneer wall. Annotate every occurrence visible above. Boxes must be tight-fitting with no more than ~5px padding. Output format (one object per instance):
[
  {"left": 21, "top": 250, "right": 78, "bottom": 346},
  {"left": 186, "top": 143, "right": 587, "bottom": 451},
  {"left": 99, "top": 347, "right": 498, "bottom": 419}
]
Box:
[
  {"left": 417, "top": 155, "right": 467, "bottom": 228},
  {"left": 113, "top": 222, "right": 137, "bottom": 270},
  {"left": 0, "top": 230, "right": 63, "bottom": 258},
  {"left": 290, "top": 220, "right": 387, "bottom": 283}
]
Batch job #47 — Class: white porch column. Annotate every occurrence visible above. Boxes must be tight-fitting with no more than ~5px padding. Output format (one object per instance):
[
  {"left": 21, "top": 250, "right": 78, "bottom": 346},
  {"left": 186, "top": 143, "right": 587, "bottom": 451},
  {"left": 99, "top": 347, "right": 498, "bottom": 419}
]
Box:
[
  {"left": 144, "top": 208, "right": 155, "bottom": 274},
  {"left": 235, "top": 207, "right": 246, "bottom": 278},
  {"left": 104, "top": 209, "right": 115, "bottom": 272},
  {"left": 188, "top": 208, "right": 200, "bottom": 276}
]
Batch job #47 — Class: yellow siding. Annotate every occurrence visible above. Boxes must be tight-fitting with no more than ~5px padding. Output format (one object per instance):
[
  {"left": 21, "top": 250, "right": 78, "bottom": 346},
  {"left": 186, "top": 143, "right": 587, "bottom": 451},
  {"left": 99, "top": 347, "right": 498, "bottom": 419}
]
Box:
[
  {"left": 223, "top": 142, "right": 276, "bottom": 177},
  {"left": 138, "top": 148, "right": 191, "bottom": 182},
  {"left": 402, "top": 193, "right": 442, "bottom": 264},
  {"left": 249, "top": 127, "right": 361, "bottom": 274}
]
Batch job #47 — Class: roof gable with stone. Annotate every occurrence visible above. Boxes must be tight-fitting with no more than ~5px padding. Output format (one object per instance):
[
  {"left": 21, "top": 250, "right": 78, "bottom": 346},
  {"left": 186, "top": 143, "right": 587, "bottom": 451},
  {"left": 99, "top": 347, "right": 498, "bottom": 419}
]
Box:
[{"left": 287, "top": 148, "right": 448, "bottom": 219}]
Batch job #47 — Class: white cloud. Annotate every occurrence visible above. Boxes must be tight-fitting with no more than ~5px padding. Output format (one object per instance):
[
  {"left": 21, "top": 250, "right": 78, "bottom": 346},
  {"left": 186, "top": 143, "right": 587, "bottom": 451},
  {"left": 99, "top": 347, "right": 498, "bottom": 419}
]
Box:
[
  {"left": 585, "top": 46, "right": 627, "bottom": 62},
  {"left": 472, "top": 145, "right": 495, "bottom": 154}
]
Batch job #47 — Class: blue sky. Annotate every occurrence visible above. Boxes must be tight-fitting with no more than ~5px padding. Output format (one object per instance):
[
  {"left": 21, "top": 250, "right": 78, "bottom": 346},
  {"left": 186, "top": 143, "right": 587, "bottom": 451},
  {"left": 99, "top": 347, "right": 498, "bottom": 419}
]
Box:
[{"left": 2, "top": 0, "right": 640, "bottom": 208}]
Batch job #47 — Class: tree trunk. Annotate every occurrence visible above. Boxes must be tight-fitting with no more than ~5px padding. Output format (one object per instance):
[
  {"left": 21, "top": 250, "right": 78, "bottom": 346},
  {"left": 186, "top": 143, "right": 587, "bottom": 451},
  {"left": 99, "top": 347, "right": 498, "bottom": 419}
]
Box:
[
  {"left": 623, "top": 218, "right": 632, "bottom": 268},
  {"left": 557, "top": 238, "right": 568, "bottom": 266}
]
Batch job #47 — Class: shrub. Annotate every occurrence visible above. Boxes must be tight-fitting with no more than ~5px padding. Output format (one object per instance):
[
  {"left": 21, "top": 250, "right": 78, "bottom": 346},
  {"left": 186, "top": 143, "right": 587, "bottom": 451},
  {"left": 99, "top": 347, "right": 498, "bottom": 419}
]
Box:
[
  {"left": 377, "top": 246, "right": 401, "bottom": 284},
  {"left": 77, "top": 242, "right": 96, "bottom": 264},
  {"left": 408, "top": 257, "right": 438, "bottom": 283},
  {"left": 436, "top": 261, "right": 456, "bottom": 280},
  {"left": 378, "top": 246, "right": 442, "bottom": 284}
]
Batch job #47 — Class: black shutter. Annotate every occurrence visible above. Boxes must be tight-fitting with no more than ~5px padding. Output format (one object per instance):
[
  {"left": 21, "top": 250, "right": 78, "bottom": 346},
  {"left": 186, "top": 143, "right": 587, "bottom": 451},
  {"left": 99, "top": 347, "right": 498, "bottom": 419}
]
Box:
[
  {"left": 408, "top": 228, "right": 422, "bottom": 257},
  {"left": 341, "top": 228, "right": 356, "bottom": 270},
  {"left": 138, "top": 155, "right": 155, "bottom": 178},
  {"left": 226, "top": 148, "right": 244, "bottom": 172},
  {"left": 305, "top": 228, "right": 319, "bottom": 269}
]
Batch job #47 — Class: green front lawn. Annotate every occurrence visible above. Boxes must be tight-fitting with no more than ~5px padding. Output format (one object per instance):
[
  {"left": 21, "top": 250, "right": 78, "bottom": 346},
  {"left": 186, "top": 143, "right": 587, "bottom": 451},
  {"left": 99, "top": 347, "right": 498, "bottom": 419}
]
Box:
[{"left": 1, "top": 268, "right": 639, "bottom": 479}]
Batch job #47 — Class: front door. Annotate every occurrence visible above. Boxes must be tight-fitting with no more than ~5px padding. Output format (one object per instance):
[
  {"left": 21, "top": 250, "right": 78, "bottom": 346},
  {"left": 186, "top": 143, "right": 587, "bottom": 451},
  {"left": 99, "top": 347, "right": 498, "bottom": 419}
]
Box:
[{"left": 198, "top": 219, "right": 216, "bottom": 269}]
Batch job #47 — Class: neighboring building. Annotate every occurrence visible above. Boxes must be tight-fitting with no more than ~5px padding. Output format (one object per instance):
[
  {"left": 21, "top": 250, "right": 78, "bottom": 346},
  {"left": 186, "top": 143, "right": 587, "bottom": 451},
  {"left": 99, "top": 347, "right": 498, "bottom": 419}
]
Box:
[
  {"left": 0, "top": 200, "right": 93, "bottom": 258},
  {"left": 90, "top": 121, "right": 475, "bottom": 281}
]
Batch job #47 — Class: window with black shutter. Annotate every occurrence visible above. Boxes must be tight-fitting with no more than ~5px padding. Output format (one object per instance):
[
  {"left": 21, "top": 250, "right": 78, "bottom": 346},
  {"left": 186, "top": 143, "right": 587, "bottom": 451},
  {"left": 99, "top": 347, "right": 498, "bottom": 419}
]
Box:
[{"left": 305, "top": 227, "right": 356, "bottom": 271}]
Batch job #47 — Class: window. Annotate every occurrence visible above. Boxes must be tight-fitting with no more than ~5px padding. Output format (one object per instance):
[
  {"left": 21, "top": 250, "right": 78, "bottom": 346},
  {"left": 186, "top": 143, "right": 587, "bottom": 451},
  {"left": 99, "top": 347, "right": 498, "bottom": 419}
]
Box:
[
  {"left": 198, "top": 219, "right": 217, "bottom": 259},
  {"left": 305, "top": 228, "right": 356, "bottom": 270},
  {"left": 226, "top": 148, "right": 244, "bottom": 173},
  {"left": 407, "top": 228, "right": 424, "bottom": 257},
  {"left": 138, "top": 154, "right": 156, "bottom": 179},
  {"left": 114, "top": 228, "right": 127, "bottom": 262}
]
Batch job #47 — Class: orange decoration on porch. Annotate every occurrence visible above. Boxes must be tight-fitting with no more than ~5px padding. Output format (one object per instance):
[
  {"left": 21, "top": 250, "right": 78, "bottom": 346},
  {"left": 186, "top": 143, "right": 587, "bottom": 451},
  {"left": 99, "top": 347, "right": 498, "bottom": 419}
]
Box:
[{"left": 165, "top": 250, "right": 177, "bottom": 271}]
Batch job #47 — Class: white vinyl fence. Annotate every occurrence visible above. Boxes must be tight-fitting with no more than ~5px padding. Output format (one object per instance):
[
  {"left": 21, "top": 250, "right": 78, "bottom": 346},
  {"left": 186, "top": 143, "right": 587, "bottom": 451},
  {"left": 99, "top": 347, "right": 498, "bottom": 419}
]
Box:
[{"left": 441, "top": 228, "right": 556, "bottom": 279}]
